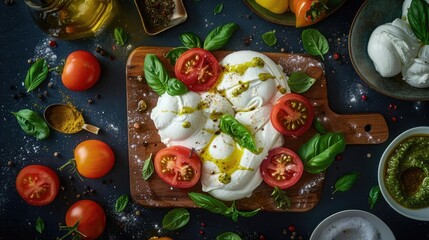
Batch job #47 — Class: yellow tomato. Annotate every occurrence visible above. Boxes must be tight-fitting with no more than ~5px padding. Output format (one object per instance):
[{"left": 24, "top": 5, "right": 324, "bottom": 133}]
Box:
[{"left": 255, "top": 0, "right": 289, "bottom": 14}]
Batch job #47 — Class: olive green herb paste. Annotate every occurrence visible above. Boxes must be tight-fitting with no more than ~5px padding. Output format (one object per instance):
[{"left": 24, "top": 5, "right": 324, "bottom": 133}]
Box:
[{"left": 385, "top": 136, "right": 429, "bottom": 209}]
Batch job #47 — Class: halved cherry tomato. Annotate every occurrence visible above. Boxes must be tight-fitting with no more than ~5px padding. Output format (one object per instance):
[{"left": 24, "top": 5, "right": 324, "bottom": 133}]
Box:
[
  {"left": 260, "top": 147, "right": 303, "bottom": 189},
  {"left": 65, "top": 200, "right": 106, "bottom": 240},
  {"left": 16, "top": 165, "right": 60, "bottom": 206},
  {"left": 60, "top": 140, "right": 115, "bottom": 179},
  {"left": 290, "top": 0, "right": 327, "bottom": 27},
  {"left": 62, "top": 50, "right": 101, "bottom": 91},
  {"left": 270, "top": 93, "right": 314, "bottom": 137},
  {"left": 174, "top": 48, "right": 220, "bottom": 92},
  {"left": 154, "top": 146, "right": 201, "bottom": 188}
]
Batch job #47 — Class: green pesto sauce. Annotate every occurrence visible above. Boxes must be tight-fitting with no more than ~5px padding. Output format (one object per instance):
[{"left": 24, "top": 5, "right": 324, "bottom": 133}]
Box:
[
  {"left": 224, "top": 57, "right": 264, "bottom": 75},
  {"left": 384, "top": 136, "right": 429, "bottom": 209}
]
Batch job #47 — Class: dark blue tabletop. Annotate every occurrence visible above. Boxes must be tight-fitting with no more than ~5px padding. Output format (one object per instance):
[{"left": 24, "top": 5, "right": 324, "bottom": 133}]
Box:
[{"left": 1, "top": 0, "right": 428, "bottom": 239}]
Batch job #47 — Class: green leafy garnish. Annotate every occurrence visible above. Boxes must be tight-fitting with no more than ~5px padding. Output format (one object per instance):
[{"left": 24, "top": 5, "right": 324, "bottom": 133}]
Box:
[
  {"left": 262, "top": 30, "right": 277, "bottom": 47},
  {"left": 333, "top": 171, "right": 360, "bottom": 194},
  {"left": 179, "top": 32, "right": 201, "bottom": 48},
  {"left": 271, "top": 186, "right": 291, "bottom": 210},
  {"left": 11, "top": 109, "right": 50, "bottom": 140},
  {"left": 297, "top": 132, "right": 346, "bottom": 174},
  {"left": 165, "top": 47, "right": 189, "bottom": 65},
  {"left": 408, "top": 0, "right": 429, "bottom": 44},
  {"left": 24, "top": 58, "right": 48, "bottom": 92},
  {"left": 115, "top": 194, "right": 129, "bottom": 213},
  {"left": 204, "top": 23, "right": 239, "bottom": 51},
  {"left": 287, "top": 72, "right": 316, "bottom": 93},
  {"left": 188, "top": 192, "right": 260, "bottom": 222},
  {"left": 216, "top": 232, "right": 242, "bottom": 240},
  {"left": 301, "top": 29, "right": 329, "bottom": 60},
  {"left": 58, "top": 221, "right": 86, "bottom": 240},
  {"left": 162, "top": 208, "right": 190, "bottom": 230},
  {"left": 219, "top": 114, "right": 258, "bottom": 153},
  {"left": 144, "top": 54, "right": 188, "bottom": 96},
  {"left": 214, "top": 3, "right": 224, "bottom": 15},
  {"left": 35, "top": 217, "right": 45, "bottom": 234},
  {"left": 114, "top": 27, "right": 128, "bottom": 46},
  {"left": 368, "top": 185, "right": 381, "bottom": 209},
  {"left": 142, "top": 153, "right": 154, "bottom": 180}
]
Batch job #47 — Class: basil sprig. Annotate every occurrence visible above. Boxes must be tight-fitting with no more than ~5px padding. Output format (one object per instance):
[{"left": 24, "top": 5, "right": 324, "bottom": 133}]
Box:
[
  {"left": 368, "top": 185, "right": 381, "bottom": 209},
  {"left": 162, "top": 208, "right": 190, "bottom": 230},
  {"left": 166, "top": 23, "right": 239, "bottom": 64},
  {"left": 216, "top": 232, "right": 242, "bottom": 240},
  {"left": 213, "top": 3, "right": 224, "bottom": 15},
  {"left": 144, "top": 54, "right": 188, "bottom": 96},
  {"left": 262, "top": 30, "right": 277, "bottom": 47},
  {"left": 11, "top": 109, "right": 50, "bottom": 140},
  {"left": 142, "top": 153, "right": 154, "bottom": 180},
  {"left": 188, "top": 192, "right": 260, "bottom": 222},
  {"left": 35, "top": 217, "right": 45, "bottom": 234},
  {"left": 301, "top": 29, "right": 329, "bottom": 60},
  {"left": 408, "top": 0, "right": 429, "bottom": 44},
  {"left": 115, "top": 194, "right": 129, "bottom": 213},
  {"left": 297, "top": 132, "right": 345, "bottom": 174},
  {"left": 271, "top": 186, "right": 291, "bottom": 210},
  {"left": 24, "top": 58, "right": 49, "bottom": 92},
  {"left": 287, "top": 72, "right": 316, "bottom": 93},
  {"left": 219, "top": 114, "right": 259, "bottom": 154},
  {"left": 333, "top": 171, "right": 360, "bottom": 194},
  {"left": 114, "top": 27, "right": 128, "bottom": 46}
]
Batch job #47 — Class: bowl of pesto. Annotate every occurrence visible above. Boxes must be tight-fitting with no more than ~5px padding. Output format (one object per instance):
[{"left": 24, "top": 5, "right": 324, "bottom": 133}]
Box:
[{"left": 378, "top": 126, "right": 429, "bottom": 221}]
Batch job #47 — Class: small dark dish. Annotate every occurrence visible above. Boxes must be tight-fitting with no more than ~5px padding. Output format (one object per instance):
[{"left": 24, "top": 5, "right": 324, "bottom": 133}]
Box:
[
  {"left": 134, "top": 0, "right": 187, "bottom": 35},
  {"left": 349, "top": 0, "right": 429, "bottom": 101},
  {"left": 242, "top": 0, "right": 347, "bottom": 26}
]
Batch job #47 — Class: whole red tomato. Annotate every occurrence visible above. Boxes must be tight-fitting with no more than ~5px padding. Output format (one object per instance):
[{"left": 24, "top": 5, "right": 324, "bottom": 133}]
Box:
[
  {"left": 15, "top": 165, "right": 60, "bottom": 206},
  {"left": 65, "top": 200, "right": 106, "bottom": 240},
  {"left": 62, "top": 50, "right": 101, "bottom": 91}
]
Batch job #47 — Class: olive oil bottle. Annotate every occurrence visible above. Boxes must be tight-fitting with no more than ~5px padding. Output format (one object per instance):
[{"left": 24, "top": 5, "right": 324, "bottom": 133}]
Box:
[{"left": 25, "top": 0, "right": 115, "bottom": 40}]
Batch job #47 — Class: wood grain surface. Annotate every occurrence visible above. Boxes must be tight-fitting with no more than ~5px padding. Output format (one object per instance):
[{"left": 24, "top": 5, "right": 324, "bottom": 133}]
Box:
[{"left": 125, "top": 46, "right": 389, "bottom": 212}]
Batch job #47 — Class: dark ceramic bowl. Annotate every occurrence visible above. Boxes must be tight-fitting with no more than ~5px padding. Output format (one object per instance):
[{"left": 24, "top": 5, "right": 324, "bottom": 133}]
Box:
[
  {"left": 243, "top": 0, "right": 347, "bottom": 26},
  {"left": 349, "top": 0, "right": 429, "bottom": 101}
]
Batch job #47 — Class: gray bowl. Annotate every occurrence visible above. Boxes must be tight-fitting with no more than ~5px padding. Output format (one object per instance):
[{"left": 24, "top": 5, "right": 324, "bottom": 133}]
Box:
[{"left": 348, "top": 0, "right": 429, "bottom": 101}]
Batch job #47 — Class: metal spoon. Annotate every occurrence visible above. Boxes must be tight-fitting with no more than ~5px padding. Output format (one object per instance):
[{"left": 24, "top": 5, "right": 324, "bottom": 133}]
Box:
[{"left": 44, "top": 103, "right": 100, "bottom": 134}]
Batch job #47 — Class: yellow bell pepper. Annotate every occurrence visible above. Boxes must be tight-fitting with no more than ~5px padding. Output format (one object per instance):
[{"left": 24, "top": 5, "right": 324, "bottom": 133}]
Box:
[{"left": 255, "top": 0, "right": 289, "bottom": 14}]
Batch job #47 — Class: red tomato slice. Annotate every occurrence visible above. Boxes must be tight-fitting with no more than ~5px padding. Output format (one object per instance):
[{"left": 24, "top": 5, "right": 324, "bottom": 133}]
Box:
[
  {"left": 260, "top": 147, "right": 303, "bottom": 189},
  {"left": 174, "top": 48, "right": 220, "bottom": 92},
  {"left": 15, "top": 165, "right": 60, "bottom": 206},
  {"left": 154, "top": 146, "right": 201, "bottom": 188},
  {"left": 270, "top": 93, "right": 314, "bottom": 137},
  {"left": 290, "top": 0, "right": 327, "bottom": 27}
]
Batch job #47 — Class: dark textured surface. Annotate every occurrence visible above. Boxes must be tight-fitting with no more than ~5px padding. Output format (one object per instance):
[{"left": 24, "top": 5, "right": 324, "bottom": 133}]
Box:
[{"left": 0, "top": 0, "right": 428, "bottom": 239}]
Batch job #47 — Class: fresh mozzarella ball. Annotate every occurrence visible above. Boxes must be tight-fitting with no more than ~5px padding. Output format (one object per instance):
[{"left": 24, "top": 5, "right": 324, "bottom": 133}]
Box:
[{"left": 403, "top": 45, "right": 429, "bottom": 88}]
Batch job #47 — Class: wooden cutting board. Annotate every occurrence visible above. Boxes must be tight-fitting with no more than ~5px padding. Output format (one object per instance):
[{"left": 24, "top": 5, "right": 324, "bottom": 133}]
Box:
[{"left": 125, "top": 46, "right": 388, "bottom": 212}]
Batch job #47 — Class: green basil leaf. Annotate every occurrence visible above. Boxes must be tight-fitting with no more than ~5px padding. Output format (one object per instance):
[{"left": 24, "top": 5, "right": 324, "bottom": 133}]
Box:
[
  {"left": 313, "top": 118, "right": 327, "bottom": 134},
  {"left": 287, "top": 72, "right": 316, "bottom": 93},
  {"left": 114, "top": 27, "right": 128, "bottom": 46},
  {"left": 204, "top": 23, "right": 239, "bottom": 51},
  {"left": 162, "top": 208, "right": 190, "bottom": 230},
  {"left": 179, "top": 33, "right": 201, "bottom": 48},
  {"left": 368, "top": 185, "right": 381, "bottom": 209},
  {"left": 11, "top": 109, "right": 50, "bottom": 140},
  {"left": 333, "top": 171, "right": 360, "bottom": 194},
  {"left": 188, "top": 192, "right": 229, "bottom": 214},
  {"left": 35, "top": 217, "right": 44, "bottom": 234},
  {"left": 298, "top": 132, "right": 346, "bottom": 174},
  {"left": 271, "top": 186, "right": 291, "bottom": 210},
  {"left": 144, "top": 54, "right": 170, "bottom": 95},
  {"left": 216, "top": 232, "right": 242, "bottom": 240},
  {"left": 167, "top": 78, "right": 188, "bottom": 96},
  {"left": 142, "top": 153, "right": 154, "bottom": 180},
  {"left": 408, "top": 0, "right": 429, "bottom": 44},
  {"left": 262, "top": 30, "right": 277, "bottom": 47},
  {"left": 236, "top": 207, "right": 260, "bottom": 218},
  {"left": 115, "top": 194, "right": 129, "bottom": 213},
  {"left": 302, "top": 29, "right": 329, "bottom": 60},
  {"left": 165, "top": 47, "right": 189, "bottom": 65},
  {"left": 24, "top": 58, "right": 49, "bottom": 93},
  {"left": 214, "top": 3, "right": 224, "bottom": 15},
  {"left": 219, "top": 114, "right": 259, "bottom": 153}
]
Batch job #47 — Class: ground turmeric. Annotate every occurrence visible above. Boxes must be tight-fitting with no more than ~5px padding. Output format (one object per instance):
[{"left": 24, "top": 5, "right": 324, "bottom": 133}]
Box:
[{"left": 46, "top": 104, "right": 84, "bottom": 133}]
